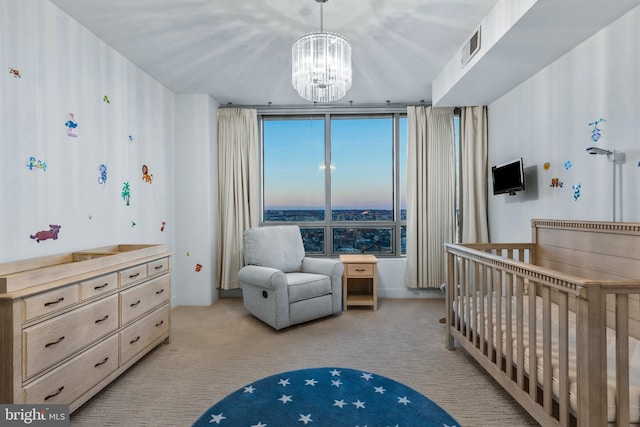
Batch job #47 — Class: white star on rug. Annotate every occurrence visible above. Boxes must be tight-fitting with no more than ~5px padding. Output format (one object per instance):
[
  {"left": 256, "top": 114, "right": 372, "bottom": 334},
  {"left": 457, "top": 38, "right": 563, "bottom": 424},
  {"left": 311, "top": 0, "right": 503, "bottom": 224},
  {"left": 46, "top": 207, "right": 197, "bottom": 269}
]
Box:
[
  {"left": 244, "top": 386, "right": 256, "bottom": 393},
  {"left": 331, "top": 379, "right": 342, "bottom": 387},
  {"left": 304, "top": 379, "right": 318, "bottom": 386},
  {"left": 298, "top": 414, "right": 313, "bottom": 424},
  {"left": 333, "top": 399, "right": 347, "bottom": 408},
  {"left": 374, "top": 386, "right": 386, "bottom": 394},
  {"left": 209, "top": 412, "right": 226, "bottom": 424},
  {"left": 330, "top": 369, "right": 341, "bottom": 376},
  {"left": 398, "top": 396, "right": 411, "bottom": 405},
  {"left": 251, "top": 422, "right": 267, "bottom": 427},
  {"left": 361, "top": 373, "right": 373, "bottom": 381},
  {"left": 278, "top": 378, "right": 290, "bottom": 387},
  {"left": 352, "top": 400, "right": 366, "bottom": 409},
  {"left": 278, "top": 394, "right": 292, "bottom": 404}
]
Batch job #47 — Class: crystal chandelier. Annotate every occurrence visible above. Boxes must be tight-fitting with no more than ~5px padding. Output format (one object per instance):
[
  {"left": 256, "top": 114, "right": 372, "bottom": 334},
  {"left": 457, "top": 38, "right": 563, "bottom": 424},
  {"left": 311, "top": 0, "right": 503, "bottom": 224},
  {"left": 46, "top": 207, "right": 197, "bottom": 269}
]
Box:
[{"left": 292, "top": 0, "right": 352, "bottom": 103}]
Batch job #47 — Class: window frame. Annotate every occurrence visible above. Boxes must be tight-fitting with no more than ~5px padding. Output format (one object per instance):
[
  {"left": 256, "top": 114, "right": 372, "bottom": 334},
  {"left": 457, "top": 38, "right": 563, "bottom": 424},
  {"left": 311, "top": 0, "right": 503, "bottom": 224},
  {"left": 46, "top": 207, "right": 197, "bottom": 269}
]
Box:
[{"left": 260, "top": 110, "right": 407, "bottom": 257}]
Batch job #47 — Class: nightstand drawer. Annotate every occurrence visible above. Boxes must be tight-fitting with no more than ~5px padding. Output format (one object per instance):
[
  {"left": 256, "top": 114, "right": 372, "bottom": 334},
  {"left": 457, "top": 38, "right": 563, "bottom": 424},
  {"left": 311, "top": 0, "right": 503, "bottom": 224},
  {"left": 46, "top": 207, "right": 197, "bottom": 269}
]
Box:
[
  {"left": 23, "top": 285, "right": 79, "bottom": 323},
  {"left": 346, "top": 264, "right": 374, "bottom": 276}
]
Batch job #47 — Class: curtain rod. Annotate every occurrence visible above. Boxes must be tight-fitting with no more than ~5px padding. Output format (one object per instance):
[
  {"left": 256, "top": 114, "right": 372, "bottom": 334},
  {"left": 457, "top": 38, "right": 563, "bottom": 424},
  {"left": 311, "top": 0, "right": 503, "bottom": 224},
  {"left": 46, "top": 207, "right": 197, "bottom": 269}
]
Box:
[{"left": 219, "top": 103, "right": 430, "bottom": 115}]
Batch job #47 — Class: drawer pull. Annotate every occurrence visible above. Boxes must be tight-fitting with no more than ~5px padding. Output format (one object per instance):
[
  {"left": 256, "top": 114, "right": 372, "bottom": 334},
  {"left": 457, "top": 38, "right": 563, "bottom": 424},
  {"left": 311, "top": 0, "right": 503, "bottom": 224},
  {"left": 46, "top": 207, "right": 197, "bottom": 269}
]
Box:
[
  {"left": 130, "top": 336, "right": 141, "bottom": 345},
  {"left": 44, "top": 297, "right": 64, "bottom": 307},
  {"left": 154, "top": 265, "right": 164, "bottom": 270},
  {"left": 95, "top": 315, "right": 109, "bottom": 324},
  {"left": 130, "top": 300, "right": 141, "bottom": 307},
  {"left": 94, "top": 283, "right": 109, "bottom": 290},
  {"left": 129, "top": 272, "right": 140, "bottom": 279},
  {"left": 155, "top": 320, "right": 164, "bottom": 327},
  {"left": 155, "top": 289, "right": 164, "bottom": 295},
  {"left": 355, "top": 269, "right": 366, "bottom": 272},
  {"left": 45, "top": 336, "right": 65, "bottom": 348},
  {"left": 94, "top": 357, "right": 109, "bottom": 368},
  {"left": 44, "top": 386, "right": 64, "bottom": 401}
]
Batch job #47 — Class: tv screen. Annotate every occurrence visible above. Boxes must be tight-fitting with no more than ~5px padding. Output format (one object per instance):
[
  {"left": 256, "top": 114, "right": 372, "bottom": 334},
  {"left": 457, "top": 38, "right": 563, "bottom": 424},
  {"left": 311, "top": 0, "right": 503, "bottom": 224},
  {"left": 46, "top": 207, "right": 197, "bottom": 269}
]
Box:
[{"left": 492, "top": 158, "right": 525, "bottom": 195}]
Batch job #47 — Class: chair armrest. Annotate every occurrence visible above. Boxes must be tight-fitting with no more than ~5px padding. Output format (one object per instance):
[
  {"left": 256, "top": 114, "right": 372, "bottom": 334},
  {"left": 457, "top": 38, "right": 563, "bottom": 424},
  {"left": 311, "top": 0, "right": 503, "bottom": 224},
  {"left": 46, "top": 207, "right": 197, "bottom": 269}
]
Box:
[
  {"left": 302, "top": 257, "right": 343, "bottom": 278},
  {"left": 239, "top": 265, "right": 287, "bottom": 291}
]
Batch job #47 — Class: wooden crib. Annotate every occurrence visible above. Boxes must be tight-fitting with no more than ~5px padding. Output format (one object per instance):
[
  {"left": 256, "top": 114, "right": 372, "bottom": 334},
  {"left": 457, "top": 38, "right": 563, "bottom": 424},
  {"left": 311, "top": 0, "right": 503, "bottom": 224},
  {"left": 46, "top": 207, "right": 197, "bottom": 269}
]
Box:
[{"left": 445, "top": 219, "right": 640, "bottom": 427}]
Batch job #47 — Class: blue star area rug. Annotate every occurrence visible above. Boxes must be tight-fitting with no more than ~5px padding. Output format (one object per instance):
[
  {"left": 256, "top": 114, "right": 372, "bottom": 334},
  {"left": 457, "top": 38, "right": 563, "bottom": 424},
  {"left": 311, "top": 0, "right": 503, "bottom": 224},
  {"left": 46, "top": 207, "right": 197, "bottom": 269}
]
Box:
[{"left": 193, "top": 367, "right": 460, "bottom": 427}]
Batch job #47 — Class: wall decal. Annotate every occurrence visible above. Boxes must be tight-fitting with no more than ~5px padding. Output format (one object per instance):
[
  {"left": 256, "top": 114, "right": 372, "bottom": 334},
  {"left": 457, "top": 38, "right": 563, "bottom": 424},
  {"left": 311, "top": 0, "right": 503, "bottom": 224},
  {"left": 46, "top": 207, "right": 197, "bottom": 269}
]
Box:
[
  {"left": 98, "top": 164, "right": 107, "bottom": 185},
  {"left": 30, "top": 224, "right": 61, "bottom": 243},
  {"left": 103, "top": 95, "right": 110, "bottom": 104},
  {"left": 564, "top": 160, "right": 572, "bottom": 170},
  {"left": 121, "top": 182, "right": 131, "bottom": 206},
  {"left": 160, "top": 221, "right": 166, "bottom": 232},
  {"left": 186, "top": 251, "right": 190, "bottom": 256},
  {"left": 572, "top": 183, "right": 582, "bottom": 201},
  {"left": 65, "top": 113, "right": 78, "bottom": 137},
  {"left": 26, "top": 156, "right": 47, "bottom": 171},
  {"left": 129, "top": 135, "right": 133, "bottom": 142},
  {"left": 543, "top": 162, "right": 550, "bottom": 171},
  {"left": 588, "top": 118, "right": 606, "bottom": 142},
  {"left": 142, "top": 165, "right": 153, "bottom": 183},
  {"left": 550, "top": 178, "right": 563, "bottom": 188},
  {"left": 195, "top": 263, "right": 203, "bottom": 272},
  {"left": 88, "top": 214, "right": 93, "bottom": 220},
  {"left": 8, "top": 67, "right": 21, "bottom": 78},
  {"left": 131, "top": 221, "right": 136, "bottom": 227}
]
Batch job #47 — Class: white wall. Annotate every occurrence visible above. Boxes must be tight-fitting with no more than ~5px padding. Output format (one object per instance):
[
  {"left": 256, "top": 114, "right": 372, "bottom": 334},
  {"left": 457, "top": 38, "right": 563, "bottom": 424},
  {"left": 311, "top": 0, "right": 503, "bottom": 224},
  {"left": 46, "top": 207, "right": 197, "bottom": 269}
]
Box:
[
  {"left": 0, "top": 0, "right": 175, "bottom": 263},
  {"left": 488, "top": 6, "right": 640, "bottom": 242},
  {"left": 173, "top": 94, "right": 219, "bottom": 305}
]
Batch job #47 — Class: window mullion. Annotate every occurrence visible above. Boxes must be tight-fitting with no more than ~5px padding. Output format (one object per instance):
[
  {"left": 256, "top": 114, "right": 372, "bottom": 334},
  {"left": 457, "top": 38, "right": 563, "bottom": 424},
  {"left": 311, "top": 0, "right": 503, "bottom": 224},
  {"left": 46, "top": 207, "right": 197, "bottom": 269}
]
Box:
[{"left": 324, "top": 113, "right": 332, "bottom": 256}]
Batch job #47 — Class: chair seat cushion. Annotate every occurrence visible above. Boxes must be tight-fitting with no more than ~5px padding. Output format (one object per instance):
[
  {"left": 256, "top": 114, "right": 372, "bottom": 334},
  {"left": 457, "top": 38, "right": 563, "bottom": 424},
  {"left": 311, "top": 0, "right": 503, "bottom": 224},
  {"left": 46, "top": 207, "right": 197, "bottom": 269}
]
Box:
[{"left": 286, "top": 273, "right": 332, "bottom": 303}]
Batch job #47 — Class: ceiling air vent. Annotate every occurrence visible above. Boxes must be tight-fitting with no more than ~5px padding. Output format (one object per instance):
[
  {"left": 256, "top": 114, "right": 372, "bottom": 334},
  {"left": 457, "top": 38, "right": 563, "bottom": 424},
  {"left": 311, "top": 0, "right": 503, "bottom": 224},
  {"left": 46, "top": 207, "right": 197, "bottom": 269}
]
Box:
[{"left": 461, "top": 26, "right": 481, "bottom": 67}]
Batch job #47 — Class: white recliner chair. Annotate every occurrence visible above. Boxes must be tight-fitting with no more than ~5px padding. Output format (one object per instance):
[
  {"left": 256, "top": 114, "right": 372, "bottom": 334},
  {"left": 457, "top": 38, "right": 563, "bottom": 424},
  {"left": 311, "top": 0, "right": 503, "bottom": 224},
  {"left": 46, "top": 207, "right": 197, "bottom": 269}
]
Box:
[{"left": 239, "top": 225, "right": 344, "bottom": 330}]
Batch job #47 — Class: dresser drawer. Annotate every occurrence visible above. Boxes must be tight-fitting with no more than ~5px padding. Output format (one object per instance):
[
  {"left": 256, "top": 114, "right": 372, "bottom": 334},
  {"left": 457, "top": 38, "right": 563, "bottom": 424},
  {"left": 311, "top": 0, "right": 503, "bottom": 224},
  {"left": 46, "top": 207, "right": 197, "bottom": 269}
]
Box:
[
  {"left": 23, "top": 334, "right": 118, "bottom": 404},
  {"left": 346, "top": 263, "right": 375, "bottom": 277},
  {"left": 23, "top": 295, "right": 119, "bottom": 379},
  {"left": 120, "top": 304, "right": 169, "bottom": 364},
  {"left": 119, "top": 264, "right": 148, "bottom": 288},
  {"left": 80, "top": 272, "right": 118, "bottom": 301},
  {"left": 147, "top": 257, "right": 169, "bottom": 276},
  {"left": 120, "top": 274, "right": 170, "bottom": 326},
  {"left": 23, "top": 285, "right": 79, "bottom": 323}
]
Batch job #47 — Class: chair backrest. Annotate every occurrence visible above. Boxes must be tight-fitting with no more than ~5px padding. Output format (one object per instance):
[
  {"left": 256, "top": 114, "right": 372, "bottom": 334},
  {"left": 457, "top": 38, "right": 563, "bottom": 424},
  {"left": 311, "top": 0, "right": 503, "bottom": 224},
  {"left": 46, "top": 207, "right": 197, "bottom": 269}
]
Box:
[{"left": 243, "top": 225, "right": 305, "bottom": 272}]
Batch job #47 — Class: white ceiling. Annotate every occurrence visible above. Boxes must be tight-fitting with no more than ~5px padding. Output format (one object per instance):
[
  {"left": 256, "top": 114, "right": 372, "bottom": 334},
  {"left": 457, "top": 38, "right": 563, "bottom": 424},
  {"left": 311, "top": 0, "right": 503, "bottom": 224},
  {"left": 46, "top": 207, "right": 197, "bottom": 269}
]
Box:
[{"left": 49, "top": 0, "right": 639, "bottom": 107}]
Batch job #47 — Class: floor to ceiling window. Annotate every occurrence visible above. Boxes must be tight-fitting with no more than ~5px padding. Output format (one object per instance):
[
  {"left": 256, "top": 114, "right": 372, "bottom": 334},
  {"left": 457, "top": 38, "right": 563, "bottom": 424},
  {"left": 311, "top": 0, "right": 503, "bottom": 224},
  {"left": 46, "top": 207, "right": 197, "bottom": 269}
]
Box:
[{"left": 262, "top": 112, "right": 406, "bottom": 256}]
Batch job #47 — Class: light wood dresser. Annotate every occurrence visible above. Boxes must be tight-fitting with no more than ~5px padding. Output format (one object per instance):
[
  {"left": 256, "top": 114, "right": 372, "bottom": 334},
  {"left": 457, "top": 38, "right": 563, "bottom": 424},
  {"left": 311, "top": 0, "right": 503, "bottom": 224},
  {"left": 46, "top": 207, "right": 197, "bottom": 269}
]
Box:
[{"left": 0, "top": 244, "right": 172, "bottom": 412}]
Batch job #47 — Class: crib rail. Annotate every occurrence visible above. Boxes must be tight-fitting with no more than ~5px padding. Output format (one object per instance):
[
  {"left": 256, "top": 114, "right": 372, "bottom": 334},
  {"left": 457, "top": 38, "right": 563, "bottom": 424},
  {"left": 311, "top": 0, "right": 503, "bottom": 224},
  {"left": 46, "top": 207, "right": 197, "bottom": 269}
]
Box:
[{"left": 445, "top": 242, "right": 640, "bottom": 427}]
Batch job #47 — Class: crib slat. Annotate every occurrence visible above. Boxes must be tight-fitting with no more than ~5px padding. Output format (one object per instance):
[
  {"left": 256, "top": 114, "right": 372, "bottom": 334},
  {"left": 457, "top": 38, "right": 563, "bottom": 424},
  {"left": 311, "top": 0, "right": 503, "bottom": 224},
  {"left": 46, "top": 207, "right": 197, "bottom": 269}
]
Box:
[
  {"left": 542, "top": 287, "right": 553, "bottom": 414},
  {"left": 516, "top": 277, "right": 525, "bottom": 389},
  {"left": 479, "top": 264, "right": 486, "bottom": 356},
  {"left": 558, "top": 291, "right": 570, "bottom": 426},
  {"left": 471, "top": 262, "right": 479, "bottom": 345},
  {"left": 505, "top": 272, "right": 514, "bottom": 380},
  {"left": 528, "top": 282, "right": 537, "bottom": 400},
  {"left": 495, "top": 269, "right": 503, "bottom": 370},
  {"left": 465, "top": 259, "right": 471, "bottom": 341},
  {"left": 487, "top": 267, "right": 494, "bottom": 363},
  {"left": 615, "top": 294, "right": 630, "bottom": 427}
]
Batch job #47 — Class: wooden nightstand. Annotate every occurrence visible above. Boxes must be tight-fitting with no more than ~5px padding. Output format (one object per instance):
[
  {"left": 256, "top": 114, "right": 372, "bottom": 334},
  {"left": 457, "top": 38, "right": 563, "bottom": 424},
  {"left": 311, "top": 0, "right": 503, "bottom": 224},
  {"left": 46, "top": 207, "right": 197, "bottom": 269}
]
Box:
[{"left": 339, "top": 254, "right": 378, "bottom": 311}]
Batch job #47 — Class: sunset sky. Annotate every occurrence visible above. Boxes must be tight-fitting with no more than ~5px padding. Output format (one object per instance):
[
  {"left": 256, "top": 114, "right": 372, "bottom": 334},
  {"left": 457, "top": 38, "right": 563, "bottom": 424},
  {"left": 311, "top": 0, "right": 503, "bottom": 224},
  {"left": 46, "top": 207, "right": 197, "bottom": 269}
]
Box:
[{"left": 263, "top": 117, "right": 407, "bottom": 210}]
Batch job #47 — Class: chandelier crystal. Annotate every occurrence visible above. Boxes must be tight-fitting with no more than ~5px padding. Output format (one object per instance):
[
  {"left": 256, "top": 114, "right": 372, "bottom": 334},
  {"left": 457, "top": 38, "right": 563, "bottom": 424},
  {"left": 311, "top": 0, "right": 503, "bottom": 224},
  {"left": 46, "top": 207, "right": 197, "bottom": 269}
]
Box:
[{"left": 292, "top": 0, "right": 352, "bottom": 103}]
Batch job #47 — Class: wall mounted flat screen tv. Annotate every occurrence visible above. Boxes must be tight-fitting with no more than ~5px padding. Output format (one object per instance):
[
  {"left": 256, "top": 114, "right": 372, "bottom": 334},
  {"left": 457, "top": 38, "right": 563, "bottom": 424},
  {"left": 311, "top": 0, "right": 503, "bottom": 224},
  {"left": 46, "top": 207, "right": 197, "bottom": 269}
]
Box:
[{"left": 492, "top": 157, "right": 525, "bottom": 195}]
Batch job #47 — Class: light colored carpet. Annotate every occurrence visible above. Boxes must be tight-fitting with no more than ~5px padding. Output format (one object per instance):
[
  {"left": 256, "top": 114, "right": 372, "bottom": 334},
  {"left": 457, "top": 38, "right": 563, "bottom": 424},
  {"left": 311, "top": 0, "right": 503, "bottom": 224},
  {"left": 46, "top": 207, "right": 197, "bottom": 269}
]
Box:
[{"left": 70, "top": 298, "right": 539, "bottom": 426}]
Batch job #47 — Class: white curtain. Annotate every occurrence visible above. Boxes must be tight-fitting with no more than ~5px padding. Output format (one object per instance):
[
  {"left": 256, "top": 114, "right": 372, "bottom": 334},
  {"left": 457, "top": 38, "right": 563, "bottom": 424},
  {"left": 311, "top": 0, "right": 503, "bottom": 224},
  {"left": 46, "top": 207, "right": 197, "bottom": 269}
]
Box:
[
  {"left": 216, "top": 108, "right": 260, "bottom": 290},
  {"left": 460, "top": 106, "right": 489, "bottom": 243},
  {"left": 405, "top": 106, "right": 455, "bottom": 289}
]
